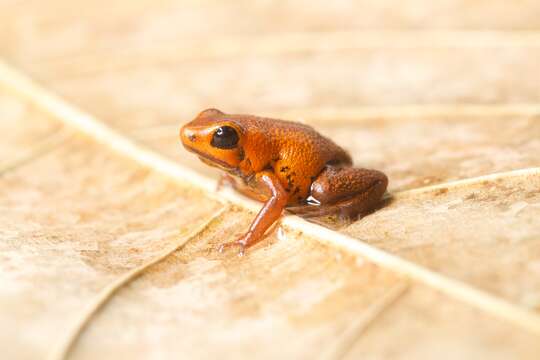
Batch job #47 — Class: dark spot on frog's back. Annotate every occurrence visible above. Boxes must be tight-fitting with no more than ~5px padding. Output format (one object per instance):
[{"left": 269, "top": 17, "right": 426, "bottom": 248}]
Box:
[{"left": 285, "top": 173, "right": 295, "bottom": 190}]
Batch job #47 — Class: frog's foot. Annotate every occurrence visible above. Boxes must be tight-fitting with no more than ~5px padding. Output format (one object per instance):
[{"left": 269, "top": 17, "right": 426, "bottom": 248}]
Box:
[
  {"left": 217, "top": 236, "right": 248, "bottom": 257},
  {"left": 286, "top": 185, "right": 386, "bottom": 220},
  {"left": 287, "top": 195, "right": 379, "bottom": 220}
]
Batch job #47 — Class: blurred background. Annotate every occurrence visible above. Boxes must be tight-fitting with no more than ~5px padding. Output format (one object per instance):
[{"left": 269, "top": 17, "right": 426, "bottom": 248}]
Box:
[
  {"left": 2, "top": 1, "right": 540, "bottom": 359},
  {"left": 3, "top": 0, "right": 540, "bottom": 189}
]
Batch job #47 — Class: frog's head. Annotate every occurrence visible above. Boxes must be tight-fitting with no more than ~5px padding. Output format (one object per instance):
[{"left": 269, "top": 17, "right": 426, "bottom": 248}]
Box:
[{"left": 180, "top": 108, "right": 245, "bottom": 171}]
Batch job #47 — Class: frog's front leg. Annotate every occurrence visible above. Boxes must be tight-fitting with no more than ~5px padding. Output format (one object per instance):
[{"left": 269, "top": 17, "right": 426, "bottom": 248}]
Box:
[
  {"left": 287, "top": 166, "right": 388, "bottom": 220},
  {"left": 218, "top": 170, "right": 288, "bottom": 256}
]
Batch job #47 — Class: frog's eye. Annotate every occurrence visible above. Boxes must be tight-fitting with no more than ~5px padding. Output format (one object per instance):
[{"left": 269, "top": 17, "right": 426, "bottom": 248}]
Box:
[{"left": 211, "top": 126, "right": 239, "bottom": 149}]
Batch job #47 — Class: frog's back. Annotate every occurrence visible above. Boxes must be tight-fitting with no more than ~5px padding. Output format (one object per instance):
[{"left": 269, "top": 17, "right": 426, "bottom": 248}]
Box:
[
  {"left": 228, "top": 114, "right": 352, "bottom": 203},
  {"left": 230, "top": 114, "right": 352, "bottom": 167}
]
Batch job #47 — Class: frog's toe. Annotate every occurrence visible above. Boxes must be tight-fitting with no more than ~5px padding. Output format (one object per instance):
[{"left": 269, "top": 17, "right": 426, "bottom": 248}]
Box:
[{"left": 217, "top": 238, "right": 247, "bottom": 256}]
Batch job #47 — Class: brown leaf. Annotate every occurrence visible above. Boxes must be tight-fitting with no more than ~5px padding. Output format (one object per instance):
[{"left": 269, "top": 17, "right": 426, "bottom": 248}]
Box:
[{"left": 1, "top": 2, "right": 540, "bottom": 359}]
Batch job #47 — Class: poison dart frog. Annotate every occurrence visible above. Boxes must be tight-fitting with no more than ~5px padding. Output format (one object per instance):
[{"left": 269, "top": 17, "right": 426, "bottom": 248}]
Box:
[{"left": 180, "top": 109, "right": 388, "bottom": 255}]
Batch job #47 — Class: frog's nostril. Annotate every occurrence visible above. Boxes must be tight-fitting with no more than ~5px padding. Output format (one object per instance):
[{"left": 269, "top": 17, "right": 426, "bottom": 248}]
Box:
[{"left": 181, "top": 127, "right": 197, "bottom": 143}]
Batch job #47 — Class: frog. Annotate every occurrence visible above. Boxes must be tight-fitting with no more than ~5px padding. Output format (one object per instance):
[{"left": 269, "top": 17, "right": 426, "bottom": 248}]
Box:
[{"left": 180, "top": 108, "right": 388, "bottom": 255}]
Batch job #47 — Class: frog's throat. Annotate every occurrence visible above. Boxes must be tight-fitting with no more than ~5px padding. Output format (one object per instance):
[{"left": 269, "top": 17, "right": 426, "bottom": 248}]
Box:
[{"left": 183, "top": 144, "right": 236, "bottom": 171}]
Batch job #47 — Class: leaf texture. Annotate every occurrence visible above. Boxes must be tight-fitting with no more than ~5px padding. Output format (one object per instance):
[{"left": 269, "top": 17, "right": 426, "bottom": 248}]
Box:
[{"left": 1, "top": 1, "right": 540, "bottom": 359}]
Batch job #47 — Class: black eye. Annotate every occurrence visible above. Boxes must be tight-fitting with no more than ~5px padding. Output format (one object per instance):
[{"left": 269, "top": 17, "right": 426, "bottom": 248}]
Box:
[{"left": 211, "top": 126, "right": 239, "bottom": 149}]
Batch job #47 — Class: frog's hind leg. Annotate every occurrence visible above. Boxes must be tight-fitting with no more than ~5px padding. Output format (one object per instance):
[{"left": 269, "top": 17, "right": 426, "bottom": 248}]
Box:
[{"left": 287, "top": 167, "right": 388, "bottom": 220}]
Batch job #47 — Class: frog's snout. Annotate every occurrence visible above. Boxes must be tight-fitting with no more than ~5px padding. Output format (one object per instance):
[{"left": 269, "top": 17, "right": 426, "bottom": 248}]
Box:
[{"left": 180, "top": 125, "right": 197, "bottom": 145}]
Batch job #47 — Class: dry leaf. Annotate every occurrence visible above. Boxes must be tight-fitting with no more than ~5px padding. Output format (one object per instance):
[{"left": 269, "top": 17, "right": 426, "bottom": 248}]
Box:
[{"left": 1, "top": 2, "right": 540, "bottom": 359}]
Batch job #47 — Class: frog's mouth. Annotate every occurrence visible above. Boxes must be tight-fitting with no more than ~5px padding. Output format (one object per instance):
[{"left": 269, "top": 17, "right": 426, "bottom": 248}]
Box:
[{"left": 182, "top": 144, "right": 235, "bottom": 171}]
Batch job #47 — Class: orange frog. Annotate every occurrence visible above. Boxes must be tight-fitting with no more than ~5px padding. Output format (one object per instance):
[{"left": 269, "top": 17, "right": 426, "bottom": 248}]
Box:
[{"left": 180, "top": 109, "right": 388, "bottom": 255}]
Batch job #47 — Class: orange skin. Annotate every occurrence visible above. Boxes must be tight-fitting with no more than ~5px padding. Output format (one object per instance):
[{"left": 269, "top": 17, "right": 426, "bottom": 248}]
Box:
[{"left": 180, "top": 109, "right": 388, "bottom": 255}]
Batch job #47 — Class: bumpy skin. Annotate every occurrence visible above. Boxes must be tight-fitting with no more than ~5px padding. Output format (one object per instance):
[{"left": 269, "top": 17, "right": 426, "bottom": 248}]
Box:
[{"left": 180, "top": 109, "right": 388, "bottom": 255}]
